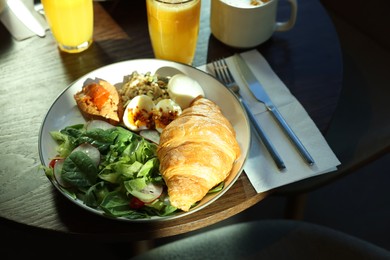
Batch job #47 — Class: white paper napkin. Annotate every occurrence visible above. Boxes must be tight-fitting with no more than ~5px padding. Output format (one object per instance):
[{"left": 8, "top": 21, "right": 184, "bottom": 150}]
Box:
[{"left": 198, "top": 49, "right": 340, "bottom": 193}]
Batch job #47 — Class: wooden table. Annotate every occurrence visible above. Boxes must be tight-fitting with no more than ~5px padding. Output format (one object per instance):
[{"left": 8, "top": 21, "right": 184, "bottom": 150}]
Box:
[{"left": 0, "top": 0, "right": 342, "bottom": 243}]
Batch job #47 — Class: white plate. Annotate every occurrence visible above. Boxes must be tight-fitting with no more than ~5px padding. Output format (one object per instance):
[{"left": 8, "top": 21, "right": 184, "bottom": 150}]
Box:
[{"left": 38, "top": 59, "right": 251, "bottom": 222}]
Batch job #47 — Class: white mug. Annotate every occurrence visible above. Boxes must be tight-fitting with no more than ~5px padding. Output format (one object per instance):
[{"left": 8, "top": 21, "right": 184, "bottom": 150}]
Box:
[{"left": 210, "top": 0, "right": 298, "bottom": 48}]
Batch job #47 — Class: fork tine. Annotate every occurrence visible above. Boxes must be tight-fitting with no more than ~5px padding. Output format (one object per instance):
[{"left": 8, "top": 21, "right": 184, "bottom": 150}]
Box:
[
  {"left": 213, "top": 59, "right": 228, "bottom": 84},
  {"left": 218, "top": 59, "right": 230, "bottom": 84},
  {"left": 221, "top": 59, "right": 235, "bottom": 84},
  {"left": 212, "top": 60, "right": 223, "bottom": 83},
  {"left": 217, "top": 59, "right": 231, "bottom": 85}
]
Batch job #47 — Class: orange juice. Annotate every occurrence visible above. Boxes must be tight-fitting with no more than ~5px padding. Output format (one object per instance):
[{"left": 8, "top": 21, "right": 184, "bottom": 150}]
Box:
[
  {"left": 41, "top": 0, "right": 93, "bottom": 53},
  {"left": 146, "top": 0, "right": 201, "bottom": 64}
]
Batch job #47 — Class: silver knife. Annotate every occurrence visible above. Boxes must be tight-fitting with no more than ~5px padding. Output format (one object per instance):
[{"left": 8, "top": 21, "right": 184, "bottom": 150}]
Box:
[
  {"left": 7, "top": 0, "right": 46, "bottom": 37},
  {"left": 233, "top": 53, "right": 315, "bottom": 166}
]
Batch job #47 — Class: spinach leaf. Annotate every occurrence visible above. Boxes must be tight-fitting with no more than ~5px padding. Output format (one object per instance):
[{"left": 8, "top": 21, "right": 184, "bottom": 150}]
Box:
[
  {"left": 77, "top": 128, "right": 118, "bottom": 153},
  {"left": 61, "top": 151, "right": 98, "bottom": 188},
  {"left": 84, "top": 182, "right": 109, "bottom": 208},
  {"left": 100, "top": 190, "right": 143, "bottom": 218},
  {"left": 60, "top": 124, "right": 85, "bottom": 138}
]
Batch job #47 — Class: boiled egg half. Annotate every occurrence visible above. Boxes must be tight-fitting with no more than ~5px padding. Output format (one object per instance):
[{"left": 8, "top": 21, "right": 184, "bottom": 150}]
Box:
[
  {"left": 123, "top": 95, "right": 155, "bottom": 131},
  {"left": 153, "top": 99, "right": 182, "bottom": 133},
  {"left": 167, "top": 74, "right": 205, "bottom": 109}
]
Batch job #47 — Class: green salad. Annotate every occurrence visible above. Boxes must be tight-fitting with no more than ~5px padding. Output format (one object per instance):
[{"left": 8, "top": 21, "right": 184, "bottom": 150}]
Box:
[{"left": 43, "top": 120, "right": 178, "bottom": 219}]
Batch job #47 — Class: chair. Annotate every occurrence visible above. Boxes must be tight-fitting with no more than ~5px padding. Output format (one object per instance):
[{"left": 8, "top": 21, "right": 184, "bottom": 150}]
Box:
[
  {"left": 131, "top": 220, "right": 390, "bottom": 259},
  {"left": 273, "top": 0, "right": 390, "bottom": 219}
]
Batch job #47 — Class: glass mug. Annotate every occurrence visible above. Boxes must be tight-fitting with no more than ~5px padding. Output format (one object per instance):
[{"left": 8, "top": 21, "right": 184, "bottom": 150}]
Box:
[
  {"left": 41, "top": 0, "right": 94, "bottom": 53},
  {"left": 146, "top": 0, "right": 201, "bottom": 65}
]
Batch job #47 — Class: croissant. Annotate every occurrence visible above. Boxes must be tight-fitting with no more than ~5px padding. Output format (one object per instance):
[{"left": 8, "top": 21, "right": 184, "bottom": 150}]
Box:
[{"left": 157, "top": 97, "right": 241, "bottom": 211}]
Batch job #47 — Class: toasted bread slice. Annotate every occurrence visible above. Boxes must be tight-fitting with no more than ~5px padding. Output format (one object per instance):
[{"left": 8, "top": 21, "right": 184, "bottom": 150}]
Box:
[{"left": 74, "top": 80, "right": 124, "bottom": 125}]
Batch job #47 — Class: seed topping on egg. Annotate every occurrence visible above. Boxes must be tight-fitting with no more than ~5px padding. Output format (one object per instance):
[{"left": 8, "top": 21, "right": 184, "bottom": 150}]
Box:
[
  {"left": 123, "top": 95, "right": 155, "bottom": 131},
  {"left": 154, "top": 99, "right": 182, "bottom": 133},
  {"left": 129, "top": 107, "right": 154, "bottom": 129}
]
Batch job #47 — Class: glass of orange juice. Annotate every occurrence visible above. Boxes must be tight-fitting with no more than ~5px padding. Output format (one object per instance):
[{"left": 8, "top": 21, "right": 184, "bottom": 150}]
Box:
[
  {"left": 41, "top": 0, "right": 93, "bottom": 53},
  {"left": 146, "top": 0, "right": 201, "bottom": 65}
]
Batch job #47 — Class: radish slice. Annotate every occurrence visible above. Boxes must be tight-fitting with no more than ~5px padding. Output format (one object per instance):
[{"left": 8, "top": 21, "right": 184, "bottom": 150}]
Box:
[
  {"left": 140, "top": 130, "right": 160, "bottom": 144},
  {"left": 53, "top": 159, "right": 71, "bottom": 188},
  {"left": 130, "top": 182, "right": 163, "bottom": 203},
  {"left": 72, "top": 143, "right": 101, "bottom": 167},
  {"left": 86, "top": 120, "right": 115, "bottom": 131}
]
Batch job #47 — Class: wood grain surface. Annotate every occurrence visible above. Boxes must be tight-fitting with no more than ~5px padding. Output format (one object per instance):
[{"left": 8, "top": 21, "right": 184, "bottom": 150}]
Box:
[{"left": 0, "top": 0, "right": 342, "bottom": 241}]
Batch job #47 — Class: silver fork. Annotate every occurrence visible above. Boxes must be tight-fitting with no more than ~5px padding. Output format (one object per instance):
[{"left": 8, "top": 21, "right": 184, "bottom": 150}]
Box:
[{"left": 212, "top": 59, "right": 286, "bottom": 170}]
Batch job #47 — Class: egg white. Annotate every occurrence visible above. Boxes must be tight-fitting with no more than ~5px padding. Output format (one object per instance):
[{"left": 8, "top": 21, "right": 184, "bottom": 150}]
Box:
[
  {"left": 167, "top": 74, "right": 205, "bottom": 109},
  {"left": 123, "top": 95, "right": 155, "bottom": 131}
]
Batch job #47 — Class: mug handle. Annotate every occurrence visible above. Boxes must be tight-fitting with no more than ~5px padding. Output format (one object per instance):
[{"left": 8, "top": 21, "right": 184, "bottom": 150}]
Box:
[{"left": 275, "top": 0, "right": 298, "bottom": 32}]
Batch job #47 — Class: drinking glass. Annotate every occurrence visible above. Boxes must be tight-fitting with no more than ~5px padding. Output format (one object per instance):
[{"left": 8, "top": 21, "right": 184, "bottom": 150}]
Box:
[
  {"left": 146, "top": 0, "right": 201, "bottom": 65},
  {"left": 41, "top": 0, "right": 93, "bottom": 53}
]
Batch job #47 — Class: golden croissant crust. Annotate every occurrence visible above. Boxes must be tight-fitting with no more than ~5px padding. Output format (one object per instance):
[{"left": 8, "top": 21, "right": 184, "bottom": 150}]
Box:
[{"left": 157, "top": 97, "right": 241, "bottom": 211}]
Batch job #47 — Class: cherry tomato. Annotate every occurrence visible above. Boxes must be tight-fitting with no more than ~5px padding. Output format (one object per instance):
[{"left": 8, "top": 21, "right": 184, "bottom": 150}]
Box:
[
  {"left": 129, "top": 197, "right": 145, "bottom": 209},
  {"left": 49, "top": 158, "right": 60, "bottom": 168}
]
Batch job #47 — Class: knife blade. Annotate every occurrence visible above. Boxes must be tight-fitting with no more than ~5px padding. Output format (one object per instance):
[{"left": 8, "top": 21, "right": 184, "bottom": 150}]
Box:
[
  {"left": 7, "top": 0, "right": 46, "bottom": 37},
  {"left": 233, "top": 53, "right": 315, "bottom": 166}
]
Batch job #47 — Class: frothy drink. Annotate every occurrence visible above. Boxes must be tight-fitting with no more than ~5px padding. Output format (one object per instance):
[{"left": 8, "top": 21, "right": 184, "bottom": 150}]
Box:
[{"left": 221, "top": 0, "right": 271, "bottom": 8}]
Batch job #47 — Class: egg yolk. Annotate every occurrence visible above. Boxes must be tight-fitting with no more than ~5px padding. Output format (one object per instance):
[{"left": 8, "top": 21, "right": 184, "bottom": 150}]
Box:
[
  {"left": 154, "top": 107, "right": 180, "bottom": 129},
  {"left": 128, "top": 106, "right": 154, "bottom": 129}
]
